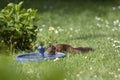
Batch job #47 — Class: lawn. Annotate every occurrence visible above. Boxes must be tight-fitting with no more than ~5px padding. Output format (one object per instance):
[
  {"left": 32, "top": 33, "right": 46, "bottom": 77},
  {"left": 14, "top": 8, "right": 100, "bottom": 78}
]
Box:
[{"left": 0, "top": 0, "right": 120, "bottom": 80}]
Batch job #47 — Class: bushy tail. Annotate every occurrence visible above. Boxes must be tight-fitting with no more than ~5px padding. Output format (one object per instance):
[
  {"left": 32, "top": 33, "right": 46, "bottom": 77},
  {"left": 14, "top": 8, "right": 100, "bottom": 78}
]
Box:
[{"left": 74, "top": 47, "right": 94, "bottom": 52}]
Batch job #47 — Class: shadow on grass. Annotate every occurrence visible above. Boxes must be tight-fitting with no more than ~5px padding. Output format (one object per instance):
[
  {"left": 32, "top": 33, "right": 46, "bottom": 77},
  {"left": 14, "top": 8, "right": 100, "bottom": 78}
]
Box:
[
  {"left": 73, "top": 32, "right": 109, "bottom": 40},
  {"left": 0, "top": 0, "right": 120, "bottom": 16}
]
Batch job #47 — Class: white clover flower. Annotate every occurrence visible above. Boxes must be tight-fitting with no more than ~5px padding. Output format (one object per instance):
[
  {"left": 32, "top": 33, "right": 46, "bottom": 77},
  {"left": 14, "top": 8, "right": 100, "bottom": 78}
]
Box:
[
  {"left": 112, "top": 28, "right": 118, "bottom": 31},
  {"left": 59, "top": 28, "right": 64, "bottom": 32},
  {"left": 112, "top": 29, "right": 115, "bottom": 31},
  {"left": 113, "top": 20, "right": 119, "bottom": 25},
  {"left": 39, "top": 28, "right": 43, "bottom": 32},
  {"left": 54, "top": 58, "right": 59, "bottom": 61},
  {"left": 115, "top": 50, "right": 119, "bottom": 52},
  {"left": 69, "top": 35, "right": 73, "bottom": 37},
  {"left": 118, "top": 6, "right": 120, "bottom": 9},
  {"left": 118, "top": 68, "right": 120, "bottom": 71},
  {"left": 96, "top": 23, "right": 101, "bottom": 27},
  {"left": 70, "top": 27, "right": 73, "bottom": 31},
  {"left": 49, "top": 26, "right": 55, "bottom": 32},
  {"left": 114, "top": 75, "right": 118, "bottom": 78},
  {"left": 109, "top": 71, "right": 115, "bottom": 75},
  {"left": 105, "top": 20, "right": 109, "bottom": 24},
  {"left": 79, "top": 71, "right": 83, "bottom": 74},
  {"left": 112, "top": 7, "right": 116, "bottom": 10},
  {"left": 57, "top": 26, "right": 61, "bottom": 29},
  {"left": 55, "top": 30, "right": 59, "bottom": 34},
  {"left": 107, "top": 37, "right": 111, "bottom": 40},
  {"left": 90, "top": 67, "right": 93, "bottom": 70},
  {"left": 112, "top": 44, "right": 115, "bottom": 47},
  {"left": 111, "top": 38, "right": 114, "bottom": 41},
  {"left": 42, "top": 24, "right": 46, "bottom": 27},
  {"left": 95, "top": 17, "right": 101, "bottom": 21},
  {"left": 76, "top": 74, "right": 80, "bottom": 77},
  {"left": 105, "top": 24, "right": 109, "bottom": 28},
  {"left": 114, "top": 40, "right": 120, "bottom": 43},
  {"left": 115, "top": 46, "right": 120, "bottom": 48},
  {"left": 117, "top": 75, "right": 120, "bottom": 79},
  {"left": 85, "top": 56, "right": 87, "bottom": 59},
  {"left": 64, "top": 78, "right": 67, "bottom": 80},
  {"left": 94, "top": 75, "right": 97, "bottom": 78}
]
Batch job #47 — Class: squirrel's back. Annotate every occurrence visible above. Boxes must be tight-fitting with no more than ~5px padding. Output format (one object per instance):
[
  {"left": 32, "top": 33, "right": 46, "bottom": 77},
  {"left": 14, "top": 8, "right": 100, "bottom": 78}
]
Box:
[{"left": 46, "top": 44, "right": 94, "bottom": 54}]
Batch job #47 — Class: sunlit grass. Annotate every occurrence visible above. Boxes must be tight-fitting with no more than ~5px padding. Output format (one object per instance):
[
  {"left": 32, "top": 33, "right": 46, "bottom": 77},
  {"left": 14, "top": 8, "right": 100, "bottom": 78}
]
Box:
[{"left": 0, "top": 0, "right": 120, "bottom": 80}]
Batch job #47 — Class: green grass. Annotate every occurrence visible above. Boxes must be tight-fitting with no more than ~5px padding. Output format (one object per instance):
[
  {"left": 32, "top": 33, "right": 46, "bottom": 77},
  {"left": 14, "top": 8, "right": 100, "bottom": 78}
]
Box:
[{"left": 0, "top": 0, "right": 120, "bottom": 80}]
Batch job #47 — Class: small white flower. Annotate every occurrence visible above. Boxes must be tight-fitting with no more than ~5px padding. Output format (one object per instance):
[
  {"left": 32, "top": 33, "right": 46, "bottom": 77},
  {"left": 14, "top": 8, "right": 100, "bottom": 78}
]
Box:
[
  {"left": 49, "top": 26, "right": 55, "bottom": 32},
  {"left": 96, "top": 23, "right": 101, "bottom": 27},
  {"left": 112, "top": 7, "right": 116, "bottom": 10},
  {"left": 115, "top": 46, "right": 120, "bottom": 48},
  {"left": 55, "top": 30, "right": 59, "bottom": 34},
  {"left": 90, "top": 67, "right": 93, "bottom": 70},
  {"left": 76, "top": 74, "right": 80, "bottom": 77},
  {"left": 112, "top": 44, "right": 115, "bottom": 47},
  {"left": 113, "top": 20, "right": 119, "bottom": 25},
  {"left": 85, "top": 56, "right": 87, "bottom": 59},
  {"left": 118, "top": 6, "right": 120, "bottom": 9},
  {"left": 54, "top": 58, "right": 59, "bottom": 61},
  {"left": 118, "top": 68, "right": 120, "bottom": 71},
  {"left": 114, "top": 75, "right": 118, "bottom": 78},
  {"left": 39, "top": 28, "right": 43, "bottom": 32},
  {"left": 112, "top": 29, "right": 115, "bottom": 31},
  {"left": 95, "top": 17, "right": 101, "bottom": 21},
  {"left": 69, "top": 35, "right": 72, "bottom": 37},
  {"left": 59, "top": 28, "right": 64, "bottom": 32},
  {"left": 70, "top": 27, "right": 73, "bottom": 31},
  {"left": 109, "top": 71, "right": 115, "bottom": 75},
  {"left": 57, "top": 26, "right": 61, "bottom": 29},
  {"left": 94, "top": 75, "right": 97, "bottom": 78},
  {"left": 112, "top": 28, "right": 117, "bottom": 31},
  {"left": 111, "top": 38, "right": 114, "bottom": 41},
  {"left": 105, "top": 24, "right": 109, "bottom": 28},
  {"left": 64, "top": 78, "right": 67, "bottom": 80},
  {"left": 114, "top": 40, "right": 120, "bottom": 43},
  {"left": 42, "top": 24, "right": 46, "bottom": 27},
  {"left": 107, "top": 37, "right": 111, "bottom": 40}
]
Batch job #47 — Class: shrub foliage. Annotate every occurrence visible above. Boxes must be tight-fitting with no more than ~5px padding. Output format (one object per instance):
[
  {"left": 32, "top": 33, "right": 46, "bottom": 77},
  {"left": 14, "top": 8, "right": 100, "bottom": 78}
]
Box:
[{"left": 0, "top": 1, "right": 38, "bottom": 50}]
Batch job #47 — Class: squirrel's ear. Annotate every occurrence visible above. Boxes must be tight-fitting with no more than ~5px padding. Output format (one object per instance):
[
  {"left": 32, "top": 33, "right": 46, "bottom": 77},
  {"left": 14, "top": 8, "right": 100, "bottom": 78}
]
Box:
[{"left": 51, "top": 45, "right": 56, "bottom": 49}]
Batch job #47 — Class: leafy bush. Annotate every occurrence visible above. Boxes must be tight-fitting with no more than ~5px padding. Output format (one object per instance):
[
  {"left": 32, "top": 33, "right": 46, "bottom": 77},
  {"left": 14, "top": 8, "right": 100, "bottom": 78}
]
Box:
[{"left": 0, "top": 1, "right": 38, "bottom": 51}]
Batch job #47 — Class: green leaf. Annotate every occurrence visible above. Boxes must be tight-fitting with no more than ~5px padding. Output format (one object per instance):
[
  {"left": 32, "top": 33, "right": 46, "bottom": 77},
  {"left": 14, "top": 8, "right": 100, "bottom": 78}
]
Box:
[
  {"left": 0, "top": 1, "right": 39, "bottom": 50},
  {"left": 15, "top": 1, "right": 23, "bottom": 12},
  {"left": 7, "top": 3, "right": 14, "bottom": 7}
]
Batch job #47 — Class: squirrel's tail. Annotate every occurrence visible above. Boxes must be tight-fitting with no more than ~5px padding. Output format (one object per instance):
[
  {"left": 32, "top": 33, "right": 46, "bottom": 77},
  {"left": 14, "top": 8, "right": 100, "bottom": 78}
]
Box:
[{"left": 75, "top": 47, "right": 94, "bottom": 52}]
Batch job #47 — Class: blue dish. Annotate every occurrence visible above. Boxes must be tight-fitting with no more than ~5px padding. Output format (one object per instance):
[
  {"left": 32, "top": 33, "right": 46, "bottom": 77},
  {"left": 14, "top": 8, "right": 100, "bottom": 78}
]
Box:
[
  {"left": 16, "top": 46, "right": 66, "bottom": 62},
  {"left": 16, "top": 52, "right": 43, "bottom": 62},
  {"left": 44, "top": 52, "right": 66, "bottom": 59}
]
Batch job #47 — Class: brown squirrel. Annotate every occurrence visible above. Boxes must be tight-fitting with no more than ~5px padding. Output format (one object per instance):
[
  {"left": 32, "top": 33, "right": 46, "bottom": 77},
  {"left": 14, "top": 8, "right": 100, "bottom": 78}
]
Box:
[{"left": 46, "top": 44, "right": 94, "bottom": 54}]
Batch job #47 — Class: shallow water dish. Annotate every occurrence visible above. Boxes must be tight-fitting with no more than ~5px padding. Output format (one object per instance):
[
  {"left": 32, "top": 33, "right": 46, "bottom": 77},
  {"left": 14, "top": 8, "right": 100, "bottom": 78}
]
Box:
[
  {"left": 16, "top": 46, "right": 66, "bottom": 62},
  {"left": 16, "top": 52, "right": 43, "bottom": 62}
]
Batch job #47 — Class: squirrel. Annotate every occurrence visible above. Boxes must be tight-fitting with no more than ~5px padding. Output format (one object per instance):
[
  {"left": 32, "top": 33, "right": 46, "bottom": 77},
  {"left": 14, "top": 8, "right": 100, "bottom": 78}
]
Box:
[{"left": 46, "top": 44, "right": 94, "bottom": 54}]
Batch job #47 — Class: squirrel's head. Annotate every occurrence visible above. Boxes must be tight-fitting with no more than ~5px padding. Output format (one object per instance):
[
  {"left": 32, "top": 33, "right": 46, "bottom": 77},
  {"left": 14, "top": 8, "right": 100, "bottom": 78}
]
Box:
[{"left": 46, "top": 45, "right": 56, "bottom": 55}]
